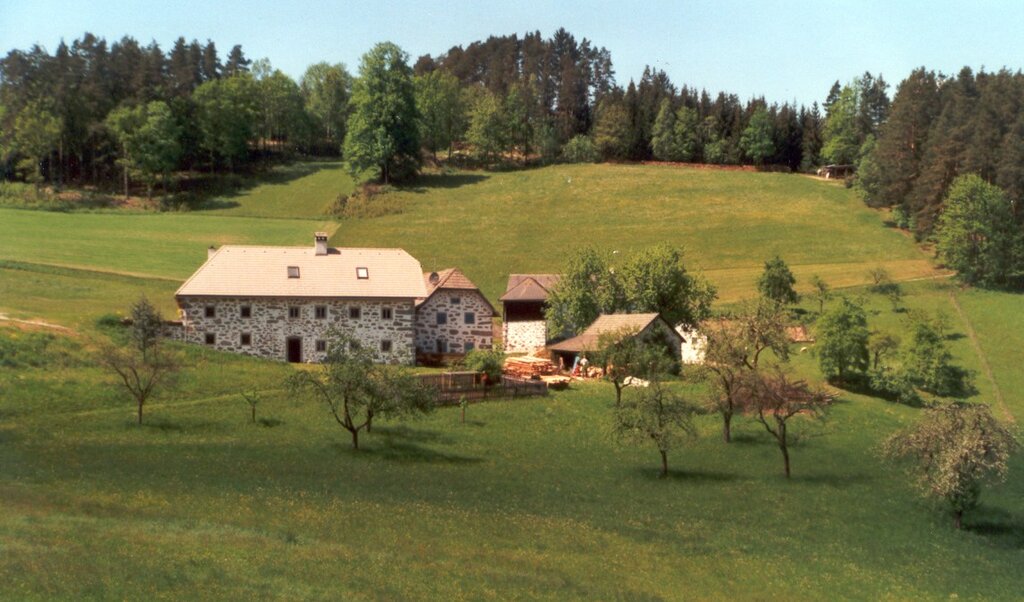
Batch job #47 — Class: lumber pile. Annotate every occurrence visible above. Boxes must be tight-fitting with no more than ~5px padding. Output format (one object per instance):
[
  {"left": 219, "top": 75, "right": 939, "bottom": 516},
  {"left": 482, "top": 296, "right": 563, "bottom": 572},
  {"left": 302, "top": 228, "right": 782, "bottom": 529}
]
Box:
[{"left": 503, "top": 355, "right": 556, "bottom": 379}]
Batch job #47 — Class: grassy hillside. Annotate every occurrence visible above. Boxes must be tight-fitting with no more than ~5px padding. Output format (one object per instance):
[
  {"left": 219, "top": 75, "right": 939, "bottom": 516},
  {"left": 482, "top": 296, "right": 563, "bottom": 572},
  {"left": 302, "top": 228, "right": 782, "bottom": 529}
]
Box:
[
  {"left": 1, "top": 162, "right": 1021, "bottom": 599},
  {"left": 1, "top": 292, "right": 1021, "bottom": 599},
  {"left": 330, "top": 164, "right": 939, "bottom": 302},
  {"left": 0, "top": 209, "right": 336, "bottom": 281},
  {"left": 199, "top": 161, "right": 354, "bottom": 219}
]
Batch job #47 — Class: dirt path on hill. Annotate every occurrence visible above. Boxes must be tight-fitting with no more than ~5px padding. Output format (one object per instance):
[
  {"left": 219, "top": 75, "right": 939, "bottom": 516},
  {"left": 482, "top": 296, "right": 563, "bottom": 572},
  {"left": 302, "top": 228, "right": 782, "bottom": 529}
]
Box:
[
  {"left": 947, "top": 292, "right": 1016, "bottom": 424},
  {"left": 0, "top": 312, "right": 74, "bottom": 334}
]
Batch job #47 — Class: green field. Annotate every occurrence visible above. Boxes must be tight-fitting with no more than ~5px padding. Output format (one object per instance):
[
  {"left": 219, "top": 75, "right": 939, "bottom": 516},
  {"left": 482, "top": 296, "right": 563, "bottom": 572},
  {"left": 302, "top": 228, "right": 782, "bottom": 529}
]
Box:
[
  {"left": 1, "top": 162, "right": 1022, "bottom": 599},
  {"left": 331, "top": 164, "right": 939, "bottom": 302}
]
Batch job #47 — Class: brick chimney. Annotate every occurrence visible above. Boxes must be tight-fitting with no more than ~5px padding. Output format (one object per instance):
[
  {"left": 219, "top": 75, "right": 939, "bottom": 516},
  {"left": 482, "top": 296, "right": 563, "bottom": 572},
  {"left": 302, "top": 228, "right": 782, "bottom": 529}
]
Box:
[{"left": 314, "top": 232, "right": 329, "bottom": 256}]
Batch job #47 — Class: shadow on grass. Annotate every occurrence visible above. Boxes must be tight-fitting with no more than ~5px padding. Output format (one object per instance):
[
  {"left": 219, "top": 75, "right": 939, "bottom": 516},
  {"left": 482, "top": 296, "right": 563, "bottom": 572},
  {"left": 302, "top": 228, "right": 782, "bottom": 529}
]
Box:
[
  {"left": 399, "top": 173, "right": 489, "bottom": 193},
  {"left": 728, "top": 433, "right": 773, "bottom": 446},
  {"left": 372, "top": 441, "right": 483, "bottom": 465},
  {"left": 258, "top": 418, "right": 285, "bottom": 428},
  {"left": 373, "top": 424, "right": 455, "bottom": 445},
  {"left": 137, "top": 418, "right": 224, "bottom": 433},
  {"left": 788, "top": 472, "right": 874, "bottom": 487},
  {"left": 966, "top": 507, "right": 1024, "bottom": 549},
  {"left": 658, "top": 468, "right": 741, "bottom": 483}
]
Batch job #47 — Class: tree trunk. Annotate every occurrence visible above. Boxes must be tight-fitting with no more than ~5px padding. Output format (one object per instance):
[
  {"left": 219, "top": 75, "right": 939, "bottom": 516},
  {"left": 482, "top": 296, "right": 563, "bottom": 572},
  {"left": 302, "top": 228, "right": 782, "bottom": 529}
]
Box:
[
  {"left": 123, "top": 164, "right": 130, "bottom": 200},
  {"left": 954, "top": 510, "right": 963, "bottom": 530},
  {"left": 722, "top": 413, "right": 732, "bottom": 443},
  {"left": 659, "top": 450, "right": 668, "bottom": 478},
  {"left": 781, "top": 443, "right": 791, "bottom": 478},
  {"left": 137, "top": 400, "right": 144, "bottom": 425},
  {"left": 251, "top": 405, "right": 256, "bottom": 424},
  {"left": 614, "top": 383, "right": 623, "bottom": 406},
  {"left": 366, "top": 410, "right": 373, "bottom": 433},
  {"left": 351, "top": 428, "right": 359, "bottom": 450}
]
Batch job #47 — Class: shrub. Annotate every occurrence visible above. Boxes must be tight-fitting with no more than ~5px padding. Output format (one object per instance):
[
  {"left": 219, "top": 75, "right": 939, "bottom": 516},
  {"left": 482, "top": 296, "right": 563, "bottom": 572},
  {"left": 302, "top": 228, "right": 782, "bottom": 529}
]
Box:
[
  {"left": 868, "top": 365, "right": 923, "bottom": 406},
  {"left": 325, "top": 184, "right": 404, "bottom": 219},
  {"left": 561, "top": 136, "right": 599, "bottom": 164},
  {"left": 460, "top": 348, "right": 505, "bottom": 383}
]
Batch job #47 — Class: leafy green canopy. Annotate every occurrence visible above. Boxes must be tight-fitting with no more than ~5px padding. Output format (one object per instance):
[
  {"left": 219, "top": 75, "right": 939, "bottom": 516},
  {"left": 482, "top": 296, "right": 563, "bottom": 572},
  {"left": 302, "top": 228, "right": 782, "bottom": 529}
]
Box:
[
  {"left": 816, "top": 296, "right": 870, "bottom": 383},
  {"left": 757, "top": 255, "right": 798, "bottom": 305},
  {"left": 547, "top": 244, "right": 716, "bottom": 336},
  {"left": 343, "top": 42, "right": 420, "bottom": 183},
  {"left": 936, "top": 174, "right": 1024, "bottom": 289}
]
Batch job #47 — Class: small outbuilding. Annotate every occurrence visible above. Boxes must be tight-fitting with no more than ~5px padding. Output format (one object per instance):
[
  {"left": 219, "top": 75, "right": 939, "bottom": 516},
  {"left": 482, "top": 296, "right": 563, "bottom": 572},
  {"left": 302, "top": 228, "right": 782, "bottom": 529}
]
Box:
[
  {"left": 500, "top": 273, "right": 561, "bottom": 353},
  {"left": 547, "top": 313, "right": 684, "bottom": 370}
]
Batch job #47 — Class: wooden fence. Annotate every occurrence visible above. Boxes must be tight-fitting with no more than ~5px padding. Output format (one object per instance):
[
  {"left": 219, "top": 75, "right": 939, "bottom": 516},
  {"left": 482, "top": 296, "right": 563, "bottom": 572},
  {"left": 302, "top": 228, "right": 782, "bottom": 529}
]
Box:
[{"left": 416, "top": 372, "right": 548, "bottom": 405}]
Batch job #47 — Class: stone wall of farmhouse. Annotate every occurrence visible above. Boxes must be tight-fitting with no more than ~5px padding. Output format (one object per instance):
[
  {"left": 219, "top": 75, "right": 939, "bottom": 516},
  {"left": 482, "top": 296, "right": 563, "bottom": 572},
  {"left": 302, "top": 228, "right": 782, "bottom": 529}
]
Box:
[
  {"left": 502, "top": 320, "right": 547, "bottom": 353},
  {"left": 414, "top": 289, "right": 494, "bottom": 354},
  {"left": 177, "top": 297, "right": 416, "bottom": 364}
]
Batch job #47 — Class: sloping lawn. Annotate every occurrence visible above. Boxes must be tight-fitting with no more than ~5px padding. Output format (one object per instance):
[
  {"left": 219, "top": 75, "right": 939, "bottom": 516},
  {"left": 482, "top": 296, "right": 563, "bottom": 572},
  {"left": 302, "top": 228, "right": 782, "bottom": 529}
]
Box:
[{"left": 331, "top": 164, "right": 939, "bottom": 302}]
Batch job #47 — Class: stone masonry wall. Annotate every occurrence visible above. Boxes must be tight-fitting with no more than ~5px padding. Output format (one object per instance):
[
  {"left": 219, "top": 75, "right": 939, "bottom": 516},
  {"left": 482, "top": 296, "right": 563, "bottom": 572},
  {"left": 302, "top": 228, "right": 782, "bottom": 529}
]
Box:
[
  {"left": 414, "top": 289, "right": 494, "bottom": 354},
  {"left": 502, "top": 320, "right": 548, "bottom": 353},
  {"left": 177, "top": 297, "right": 416, "bottom": 364}
]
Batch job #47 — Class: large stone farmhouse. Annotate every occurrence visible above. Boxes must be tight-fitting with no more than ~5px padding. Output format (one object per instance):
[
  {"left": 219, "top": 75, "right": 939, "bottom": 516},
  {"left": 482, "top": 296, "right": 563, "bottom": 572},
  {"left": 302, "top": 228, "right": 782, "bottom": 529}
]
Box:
[
  {"left": 414, "top": 268, "right": 495, "bottom": 354},
  {"left": 175, "top": 233, "right": 431, "bottom": 364},
  {"left": 500, "top": 274, "right": 561, "bottom": 353}
]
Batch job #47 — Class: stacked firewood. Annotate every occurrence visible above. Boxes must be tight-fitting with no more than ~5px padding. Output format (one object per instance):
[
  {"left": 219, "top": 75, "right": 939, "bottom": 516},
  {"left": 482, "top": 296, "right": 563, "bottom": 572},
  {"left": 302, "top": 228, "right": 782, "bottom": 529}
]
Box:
[{"left": 503, "top": 356, "right": 556, "bottom": 379}]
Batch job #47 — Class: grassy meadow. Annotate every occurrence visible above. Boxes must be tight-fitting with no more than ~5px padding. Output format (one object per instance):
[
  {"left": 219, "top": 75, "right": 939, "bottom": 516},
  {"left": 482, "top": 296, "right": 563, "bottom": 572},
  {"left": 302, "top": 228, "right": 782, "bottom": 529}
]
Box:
[
  {"left": 1, "top": 161, "right": 1022, "bottom": 599},
  {"left": 330, "top": 164, "right": 939, "bottom": 302}
]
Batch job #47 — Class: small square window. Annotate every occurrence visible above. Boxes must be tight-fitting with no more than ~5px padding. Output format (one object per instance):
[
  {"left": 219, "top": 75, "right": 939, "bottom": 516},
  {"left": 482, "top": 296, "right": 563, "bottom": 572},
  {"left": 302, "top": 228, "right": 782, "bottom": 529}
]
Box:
[
  {"left": 204, "top": 305, "right": 215, "bottom": 318},
  {"left": 450, "top": 296, "right": 461, "bottom": 305},
  {"left": 436, "top": 312, "right": 447, "bottom": 325},
  {"left": 288, "top": 306, "right": 300, "bottom": 319},
  {"left": 240, "top": 305, "right": 251, "bottom": 318},
  {"left": 240, "top": 333, "right": 251, "bottom": 346},
  {"left": 464, "top": 311, "right": 475, "bottom": 325},
  {"left": 381, "top": 340, "right": 392, "bottom": 353},
  {"left": 315, "top": 340, "right": 327, "bottom": 352},
  {"left": 436, "top": 339, "right": 448, "bottom": 353},
  {"left": 315, "top": 306, "right": 327, "bottom": 319},
  {"left": 464, "top": 342, "right": 475, "bottom": 352},
  {"left": 287, "top": 266, "right": 300, "bottom": 278},
  {"left": 205, "top": 332, "right": 216, "bottom": 345},
  {"left": 381, "top": 307, "right": 393, "bottom": 320},
  {"left": 349, "top": 306, "right": 361, "bottom": 319},
  {"left": 356, "top": 267, "right": 369, "bottom": 279}
]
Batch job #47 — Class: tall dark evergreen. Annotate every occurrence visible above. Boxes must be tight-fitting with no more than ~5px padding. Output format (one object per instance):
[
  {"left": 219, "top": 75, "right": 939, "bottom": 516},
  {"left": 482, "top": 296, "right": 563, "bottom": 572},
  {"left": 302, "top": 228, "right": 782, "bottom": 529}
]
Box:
[{"left": 860, "top": 68, "right": 940, "bottom": 208}]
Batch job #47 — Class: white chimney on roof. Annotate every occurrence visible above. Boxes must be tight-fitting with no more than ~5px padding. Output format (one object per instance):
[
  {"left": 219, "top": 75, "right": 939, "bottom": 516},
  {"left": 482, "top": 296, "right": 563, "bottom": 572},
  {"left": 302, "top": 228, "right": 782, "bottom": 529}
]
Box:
[{"left": 314, "top": 232, "right": 329, "bottom": 256}]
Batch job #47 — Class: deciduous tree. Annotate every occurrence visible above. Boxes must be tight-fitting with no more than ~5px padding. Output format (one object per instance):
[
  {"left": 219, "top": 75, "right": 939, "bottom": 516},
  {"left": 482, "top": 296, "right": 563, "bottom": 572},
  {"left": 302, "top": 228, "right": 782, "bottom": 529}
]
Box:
[
  {"left": 613, "top": 378, "right": 698, "bottom": 478},
  {"left": 757, "top": 255, "right": 798, "bottom": 306},
  {"left": 883, "top": 402, "right": 1018, "bottom": 529},
  {"left": 737, "top": 367, "right": 832, "bottom": 478},
  {"left": 288, "top": 333, "right": 433, "bottom": 449},
  {"left": 740, "top": 106, "right": 775, "bottom": 165},
  {"left": 935, "top": 174, "right": 1024, "bottom": 289},
  {"left": 343, "top": 42, "right": 420, "bottom": 183},
  {"left": 816, "top": 296, "right": 870, "bottom": 384}
]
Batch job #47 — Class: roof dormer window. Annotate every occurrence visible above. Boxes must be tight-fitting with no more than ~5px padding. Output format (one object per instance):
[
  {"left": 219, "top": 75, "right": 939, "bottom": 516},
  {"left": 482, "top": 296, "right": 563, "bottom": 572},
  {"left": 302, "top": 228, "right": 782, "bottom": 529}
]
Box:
[
  {"left": 287, "top": 266, "right": 300, "bottom": 278},
  {"left": 356, "top": 267, "right": 369, "bottom": 279}
]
